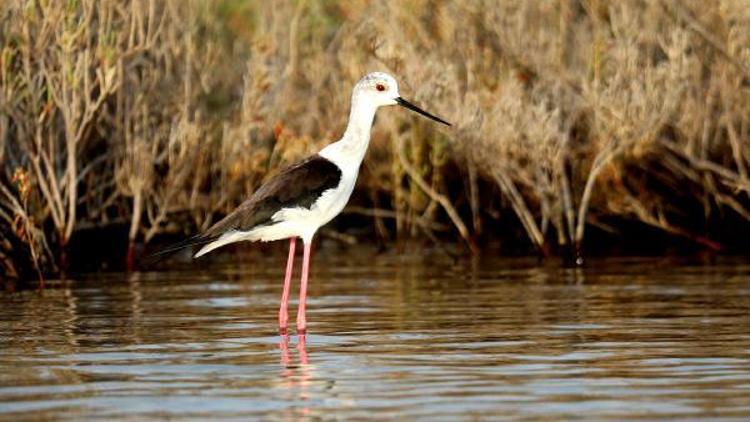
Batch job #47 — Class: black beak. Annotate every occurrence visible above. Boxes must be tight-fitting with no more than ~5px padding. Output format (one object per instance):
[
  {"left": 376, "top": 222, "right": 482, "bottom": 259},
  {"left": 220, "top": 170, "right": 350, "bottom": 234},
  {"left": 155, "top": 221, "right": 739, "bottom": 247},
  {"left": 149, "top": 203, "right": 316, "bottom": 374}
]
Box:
[{"left": 396, "top": 97, "right": 451, "bottom": 126}]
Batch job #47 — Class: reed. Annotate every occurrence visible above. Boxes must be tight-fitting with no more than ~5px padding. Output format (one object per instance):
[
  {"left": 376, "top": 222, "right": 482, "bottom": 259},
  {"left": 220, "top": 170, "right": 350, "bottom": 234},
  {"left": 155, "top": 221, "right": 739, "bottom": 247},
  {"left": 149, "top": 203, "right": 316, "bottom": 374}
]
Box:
[{"left": 1, "top": 0, "right": 749, "bottom": 280}]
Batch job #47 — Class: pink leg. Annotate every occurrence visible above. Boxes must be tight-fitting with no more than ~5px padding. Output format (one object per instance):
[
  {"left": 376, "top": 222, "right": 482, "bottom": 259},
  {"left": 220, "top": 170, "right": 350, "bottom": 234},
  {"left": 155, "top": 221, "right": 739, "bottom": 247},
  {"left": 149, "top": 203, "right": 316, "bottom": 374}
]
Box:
[
  {"left": 296, "top": 241, "right": 312, "bottom": 334},
  {"left": 279, "top": 238, "right": 296, "bottom": 334}
]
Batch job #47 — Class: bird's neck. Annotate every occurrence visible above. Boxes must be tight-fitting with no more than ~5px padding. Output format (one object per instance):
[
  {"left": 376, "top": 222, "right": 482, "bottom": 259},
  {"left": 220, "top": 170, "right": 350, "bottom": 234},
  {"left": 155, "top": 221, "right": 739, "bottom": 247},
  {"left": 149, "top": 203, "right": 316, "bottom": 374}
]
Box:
[{"left": 319, "top": 97, "right": 376, "bottom": 169}]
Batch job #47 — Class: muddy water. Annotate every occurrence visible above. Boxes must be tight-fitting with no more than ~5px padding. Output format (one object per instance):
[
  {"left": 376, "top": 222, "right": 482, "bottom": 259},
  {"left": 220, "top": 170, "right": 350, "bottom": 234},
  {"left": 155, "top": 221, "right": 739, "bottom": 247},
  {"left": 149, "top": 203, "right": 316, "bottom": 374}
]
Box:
[{"left": 1, "top": 251, "right": 750, "bottom": 420}]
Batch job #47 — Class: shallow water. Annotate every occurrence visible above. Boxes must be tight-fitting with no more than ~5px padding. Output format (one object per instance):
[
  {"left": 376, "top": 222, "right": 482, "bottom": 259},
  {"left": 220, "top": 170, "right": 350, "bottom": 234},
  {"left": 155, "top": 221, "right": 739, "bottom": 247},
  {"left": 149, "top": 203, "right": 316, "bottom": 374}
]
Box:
[{"left": 1, "top": 251, "right": 750, "bottom": 420}]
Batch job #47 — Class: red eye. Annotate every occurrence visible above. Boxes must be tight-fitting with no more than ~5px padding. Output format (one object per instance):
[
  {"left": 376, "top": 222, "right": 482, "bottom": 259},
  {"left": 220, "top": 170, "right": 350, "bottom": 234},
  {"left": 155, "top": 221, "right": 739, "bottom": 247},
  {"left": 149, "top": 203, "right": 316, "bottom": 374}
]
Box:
[{"left": 376, "top": 83, "right": 386, "bottom": 92}]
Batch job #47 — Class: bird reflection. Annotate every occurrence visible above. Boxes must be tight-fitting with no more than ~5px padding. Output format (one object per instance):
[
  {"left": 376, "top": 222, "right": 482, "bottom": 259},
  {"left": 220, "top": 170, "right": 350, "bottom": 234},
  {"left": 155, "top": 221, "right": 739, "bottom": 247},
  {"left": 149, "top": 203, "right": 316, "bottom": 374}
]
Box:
[
  {"left": 279, "top": 334, "right": 309, "bottom": 367},
  {"left": 297, "top": 335, "right": 309, "bottom": 364},
  {"left": 277, "top": 334, "right": 314, "bottom": 418}
]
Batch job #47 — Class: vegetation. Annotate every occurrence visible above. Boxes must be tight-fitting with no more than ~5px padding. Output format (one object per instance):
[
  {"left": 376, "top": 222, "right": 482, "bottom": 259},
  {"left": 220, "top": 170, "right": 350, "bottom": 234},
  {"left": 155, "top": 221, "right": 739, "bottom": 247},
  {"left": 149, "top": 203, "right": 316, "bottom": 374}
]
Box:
[{"left": 1, "top": 0, "right": 750, "bottom": 281}]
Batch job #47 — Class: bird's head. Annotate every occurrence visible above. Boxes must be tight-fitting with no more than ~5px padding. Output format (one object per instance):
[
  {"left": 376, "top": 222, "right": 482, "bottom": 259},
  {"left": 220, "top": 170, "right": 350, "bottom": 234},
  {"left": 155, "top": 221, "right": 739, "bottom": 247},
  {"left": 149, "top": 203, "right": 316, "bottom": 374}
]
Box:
[{"left": 353, "top": 72, "right": 451, "bottom": 126}]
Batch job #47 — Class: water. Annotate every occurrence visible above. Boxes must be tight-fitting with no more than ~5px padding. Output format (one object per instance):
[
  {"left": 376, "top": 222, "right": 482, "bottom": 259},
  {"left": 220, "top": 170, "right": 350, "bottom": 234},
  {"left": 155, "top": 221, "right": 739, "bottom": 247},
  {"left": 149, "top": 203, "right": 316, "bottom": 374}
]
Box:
[{"left": 2, "top": 250, "right": 750, "bottom": 420}]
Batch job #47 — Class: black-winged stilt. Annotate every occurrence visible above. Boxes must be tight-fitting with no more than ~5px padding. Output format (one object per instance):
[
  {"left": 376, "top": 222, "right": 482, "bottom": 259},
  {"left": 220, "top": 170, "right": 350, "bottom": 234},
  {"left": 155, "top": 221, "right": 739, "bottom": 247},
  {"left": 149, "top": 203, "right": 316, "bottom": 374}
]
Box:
[{"left": 167, "top": 72, "right": 450, "bottom": 334}]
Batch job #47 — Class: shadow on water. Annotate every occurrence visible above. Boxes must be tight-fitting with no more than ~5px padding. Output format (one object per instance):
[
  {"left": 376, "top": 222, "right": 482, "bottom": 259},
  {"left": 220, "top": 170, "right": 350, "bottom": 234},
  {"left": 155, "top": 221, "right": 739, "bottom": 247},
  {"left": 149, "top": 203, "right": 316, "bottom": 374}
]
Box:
[{"left": 1, "top": 250, "right": 750, "bottom": 419}]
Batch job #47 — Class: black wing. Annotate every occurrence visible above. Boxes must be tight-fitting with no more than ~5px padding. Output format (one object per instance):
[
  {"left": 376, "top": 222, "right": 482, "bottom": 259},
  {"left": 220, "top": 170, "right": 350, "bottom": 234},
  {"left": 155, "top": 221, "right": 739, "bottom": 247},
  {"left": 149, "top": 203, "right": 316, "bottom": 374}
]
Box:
[
  {"left": 202, "top": 154, "right": 341, "bottom": 238},
  {"left": 150, "top": 154, "right": 342, "bottom": 261}
]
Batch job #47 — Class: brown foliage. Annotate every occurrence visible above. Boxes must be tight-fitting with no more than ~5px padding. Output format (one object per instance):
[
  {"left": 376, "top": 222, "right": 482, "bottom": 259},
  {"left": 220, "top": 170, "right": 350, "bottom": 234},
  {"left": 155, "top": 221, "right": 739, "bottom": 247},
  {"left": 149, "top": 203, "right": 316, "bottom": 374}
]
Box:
[{"left": 1, "top": 0, "right": 749, "bottom": 278}]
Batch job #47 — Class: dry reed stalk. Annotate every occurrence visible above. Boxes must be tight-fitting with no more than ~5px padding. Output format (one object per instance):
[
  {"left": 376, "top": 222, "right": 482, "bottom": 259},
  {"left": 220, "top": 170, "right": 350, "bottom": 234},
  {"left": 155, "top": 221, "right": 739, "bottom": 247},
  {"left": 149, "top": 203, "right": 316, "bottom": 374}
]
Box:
[
  {"left": 1, "top": 1, "right": 749, "bottom": 278},
  {"left": 393, "top": 127, "right": 476, "bottom": 253}
]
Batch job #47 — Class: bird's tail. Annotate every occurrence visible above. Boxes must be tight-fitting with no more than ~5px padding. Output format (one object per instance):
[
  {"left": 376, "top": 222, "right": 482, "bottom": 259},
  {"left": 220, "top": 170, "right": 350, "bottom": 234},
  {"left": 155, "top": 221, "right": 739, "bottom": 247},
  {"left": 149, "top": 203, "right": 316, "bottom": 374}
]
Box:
[
  {"left": 145, "top": 234, "right": 218, "bottom": 265},
  {"left": 193, "top": 231, "right": 247, "bottom": 258}
]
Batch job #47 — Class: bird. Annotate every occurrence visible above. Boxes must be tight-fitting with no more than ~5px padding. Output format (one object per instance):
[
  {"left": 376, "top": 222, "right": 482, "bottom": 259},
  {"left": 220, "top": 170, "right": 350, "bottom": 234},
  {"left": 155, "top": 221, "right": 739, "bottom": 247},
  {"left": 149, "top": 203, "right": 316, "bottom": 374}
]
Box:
[{"left": 162, "top": 72, "right": 450, "bottom": 334}]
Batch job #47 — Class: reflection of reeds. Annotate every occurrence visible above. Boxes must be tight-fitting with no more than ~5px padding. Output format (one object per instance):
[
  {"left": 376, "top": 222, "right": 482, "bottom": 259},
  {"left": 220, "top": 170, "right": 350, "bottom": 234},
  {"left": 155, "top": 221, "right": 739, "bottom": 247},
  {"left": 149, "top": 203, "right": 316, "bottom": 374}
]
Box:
[{"left": 1, "top": 1, "right": 749, "bottom": 279}]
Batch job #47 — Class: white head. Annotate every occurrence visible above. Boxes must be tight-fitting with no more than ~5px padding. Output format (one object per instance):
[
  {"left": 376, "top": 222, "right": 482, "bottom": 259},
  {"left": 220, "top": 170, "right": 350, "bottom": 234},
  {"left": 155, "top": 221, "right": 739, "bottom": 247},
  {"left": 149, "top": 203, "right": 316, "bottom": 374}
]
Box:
[
  {"left": 352, "top": 72, "right": 451, "bottom": 126},
  {"left": 353, "top": 72, "right": 400, "bottom": 107}
]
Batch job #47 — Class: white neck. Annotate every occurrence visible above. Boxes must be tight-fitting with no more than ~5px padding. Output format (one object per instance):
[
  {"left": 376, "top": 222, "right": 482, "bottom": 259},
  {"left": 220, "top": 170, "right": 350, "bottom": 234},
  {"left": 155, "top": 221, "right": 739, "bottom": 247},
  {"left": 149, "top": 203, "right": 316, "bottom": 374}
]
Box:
[{"left": 319, "top": 94, "right": 377, "bottom": 169}]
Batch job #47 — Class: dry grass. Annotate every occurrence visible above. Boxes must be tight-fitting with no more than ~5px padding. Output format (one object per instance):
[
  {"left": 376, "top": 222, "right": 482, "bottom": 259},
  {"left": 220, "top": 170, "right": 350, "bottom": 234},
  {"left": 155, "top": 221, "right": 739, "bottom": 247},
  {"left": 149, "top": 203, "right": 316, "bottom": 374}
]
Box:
[{"left": 1, "top": 0, "right": 750, "bottom": 279}]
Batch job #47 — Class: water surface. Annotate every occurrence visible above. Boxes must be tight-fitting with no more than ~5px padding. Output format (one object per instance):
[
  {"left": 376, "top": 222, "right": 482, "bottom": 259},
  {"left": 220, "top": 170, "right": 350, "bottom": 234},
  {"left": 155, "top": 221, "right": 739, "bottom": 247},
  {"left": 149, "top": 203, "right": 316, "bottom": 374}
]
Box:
[{"left": 2, "top": 251, "right": 750, "bottom": 420}]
